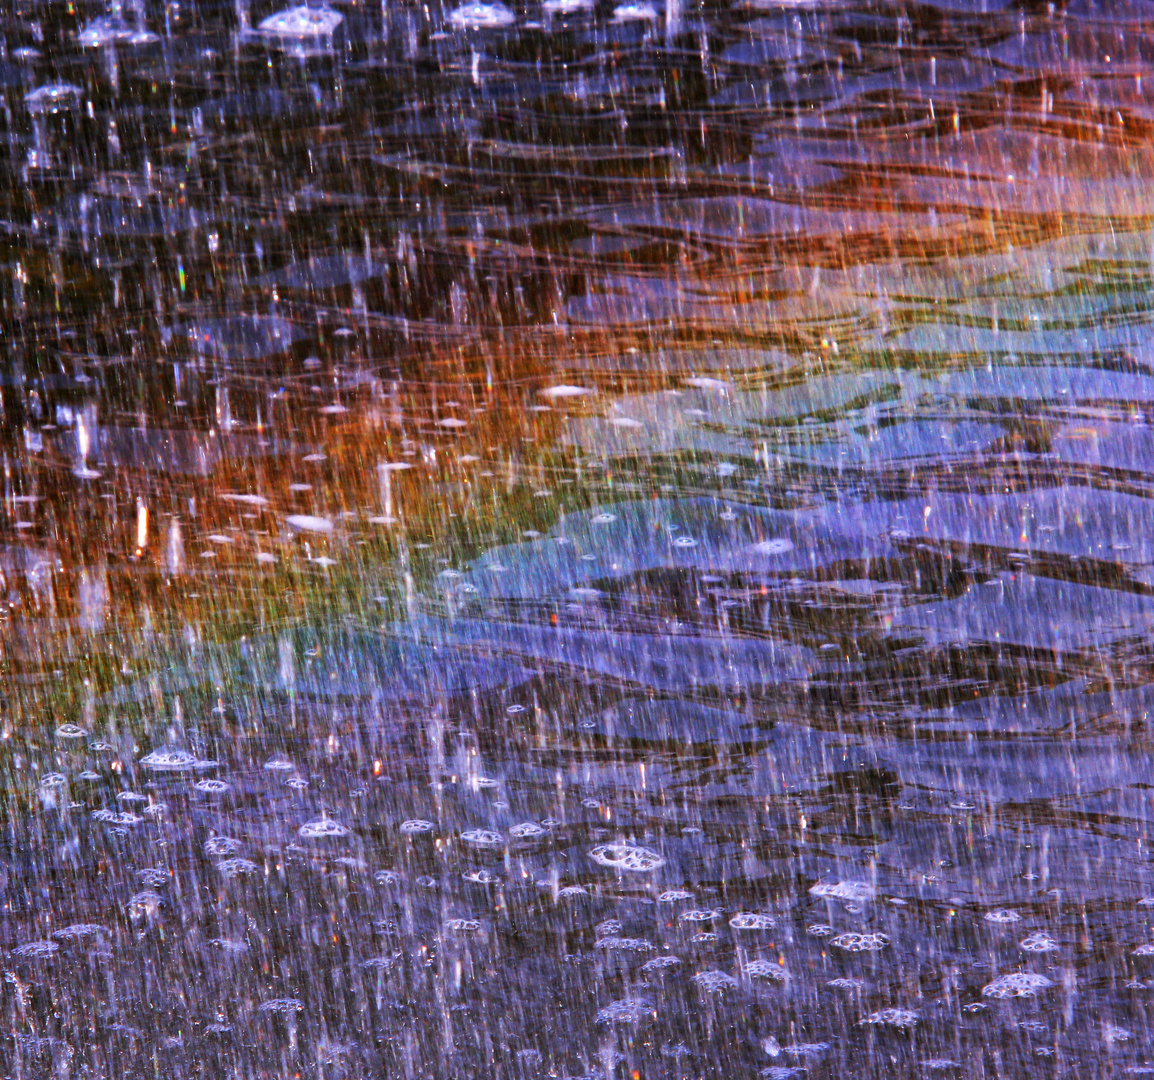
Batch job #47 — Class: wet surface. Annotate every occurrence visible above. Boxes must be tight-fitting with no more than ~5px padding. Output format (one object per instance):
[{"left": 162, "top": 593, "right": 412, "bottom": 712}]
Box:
[{"left": 4, "top": 0, "right": 1154, "bottom": 1077}]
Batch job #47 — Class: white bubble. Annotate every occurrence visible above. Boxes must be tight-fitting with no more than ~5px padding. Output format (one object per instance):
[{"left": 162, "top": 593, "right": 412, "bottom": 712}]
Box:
[
  {"left": 658, "top": 890, "right": 694, "bottom": 902},
  {"left": 827, "top": 977, "right": 864, "bottom": 990},
  {"left": 374, "top": 870, "right": 401, "bottom": 886},
  {"left": 448, "top": 0, "right": 516, "bottom": 26},
  {"left": 692, "top": 970, "right": 738, "bottom": 992},
  {"left": 217, "top": 858, "right": 261, "bottom": 878},
  {"left": 399, "top": 819, "right": 436, "bottom": 835},
  {"left": 285, "top": 777, "right": 309, "bottom": 789},
  {"left": 299, "top": 817, "right": 351, "bottom": 839},
  {"left": 539, "top": 384, "right": 592, "bottom": 399},
  {"left": 594, "top": 998, "right": 654, "bottom": 1024},
  {"left": 461, "top": 828, "right": 505, "bottom": 848},
  {"left": 588, "top": 842, "right": 665, "bottom": 872},
  {"left": 204, "top": 837, "right": 243, "bottom": 857},
  {"left": 136, "top": 868, "right": 170, "bottom": 887},
  {"left": 591, "top": 512, "right": 618, "bottom": 525},
  {"left": 831, "top": 932, "right": 890, "bottom": 953},
  {"left": 744, "top": 959, "right": 787, "bottom": 981},
  {"left": 596, "top": 937, "right": 654, "bottom": 954},
  {"left": 463, "top": 869, "right": 502, "bottom": 885},
  {"left": 362, "top": 954, "right": 398, "bottom": 970},
  {"left": 508, "top": 822, "right": 547, "bottom": 840},
  {"left": 981, "top": 973, "right": 1053, "bottom": 998},
  {"left": 673, "top": 536, "right": 698, "bottom": 548},
  {"left": 194, "top": 779, "right": 230, "bottom": 794},
  {"left": 1019, "top": 931, "right": 1060, "bottom": 953},
  {"left": 557, "top": 885, "right": 589, "bottom": 900},
  {"left": 679, "top": 908, "right": 721, "bottom": 923},
  {"left": 39, "top": 772, "right": 68, "bottom": 789},
  {"left": 750, "top": 538, "right": 795, "bottom": 556},
  {"left": 285, "top": 514, "right": 333, "bottom": 533},
  {"left": 809, "top": 880, "right": 874, "bottom": 902},
  {"left": 595, "top": 919, "right": 624, "bottom": 937},
  {"left": 807, "top": 923, "right": 834, "bottom": 936},
  {"left": 761, "top": 1069, "right": 805, "bottom": 1080},
  {"left": 641, "top": 955, "right": 681, "bottom": 974},
  {"left": 983, "top": 909, "right": 1022, "bottom": 924},
  {"left": 1133, "top": 943, "right": 1154, "bottom": 956},
  {"left": 53, "top": 924, "right": 106, "bottom": 941},
  {"left": 12, "top": 940, "right": 59, "bottom": 959},
  {"left": 863, "top": 1008, "right": 918, "bottom": 1030},
  {"left": 443, "top": 918, "right": 482, "bottom": 933},
  {"left": 139, "top": 747, "right": 199, "bottom": 772},
  {"left": 55, "top": 724, "right": 88, "bottom": 740},
  {"left": 730, "top": 913, "right": 777, "bottom": 930},
  {"left": 127, "top": 892, "right": 163, "bottom": 920},
  {"left": 259, "top": 998, "right": 304, "bottom": 1015}
]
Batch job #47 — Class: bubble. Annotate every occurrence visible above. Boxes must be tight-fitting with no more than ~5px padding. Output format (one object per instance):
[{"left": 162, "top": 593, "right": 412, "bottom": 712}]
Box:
[
  {"left": 596, "top": 936, "right": 655, "bottom": 954},
  {"left": 761, "top": 1068, "right": 805, "bottom": 1080},
  {"left": 641, "top": 955, "right": 681, "bottom": 974},
  {"left": 79, "top": 771, "right": 101, "bottom": 781},
  {"left": 217, "top": 858, "right": 261, "bottom": 878},
  {"left": 750, "top": 538, "right": 795, "bottom": 556},
  {"left": 136, "top": 868, "right": 170, "bottom": 887},
  {"left": 1134, "top": 943, "right": 1154, "bottom": 956},
  {"left": 374, "top": 870, "right": 401, "bottom": 886},
  {"left": 443, "top": 918, "right": 482, "bottom": 933},
  {"left": 744, "top": 960, "right": 787, "bottom": 981},
  {"left": 39, "top": 772, "right": 68, "bottom": 788},
  {"left": 362, "top": 954, "right": 398, "bottom": 970},
  {"left": 981, "top": 973, "right": 1054, "bottom": 998},
  {"left": 92, "top": 809, "right": 142, "bottom": 826},
  {"left": 448, "top": 1, "right": 517, "bottom": 27},
  {"left": 89, "top": 742, "right": 113, "bottom": 752},
  {"left": 299, "top": 817, "right": 351, "bottom": 839},
  {"left": 508, "top": 822, "right": 547, "bottom": 840},
  {"left": 399, "top": 819, "right": 436, "bottom": 835},
  {"left": 12, "top": 940, "right": 59, "bottom": 959},
  {"left": 863, "top": 1008, "right": 918, "bottom": 1030},
  {"left": 540, "top": 385, "right": 592, "bottom": 400},
  {"left": 194, "top": 779, "right": 230, "bottom": 794},
  {"left": 204, "top": 837, "right": 243, "bottom": 857},
  {"left": 673, "top": 536, "right": 698, "bottom": 548},
  {"left": 263, "top": 756, "right": 296, "bottom": 771},
  {"left": 285, "top": 777, "right": 309, "bottom": 789},
  {"left": 983, "top": 909, "right": 1021, "bottom": 924},
  {"left": 730, "top": 913, "right": 776, "bottom": 930},
  {"left": 139, "top": 748, "right": 199, "bottom": 772},
  {"left": 922, "top": 1060, "right": 960, "bottom": 1070},
  {"left": 691, "top": 932, "right": 719, "bottom": 943},
  {"left": 594, "top": 998, "right": 654, "bottom": 1025},
  {"left": 591, "top": 513, "right": 618, "bottom": 525},
  {"left": 55, "top": 724, "right": 88, "bottom": 740},
  {"left": 461, "top": 828, "right": 505, "bottom": 848},
  {"left": 588, "top": 842, "right": 665, "bottom": 872},
  {"left": 809, "top": 880, "right": 874, "bottom": 902},
  {"left": 784, "top": 1044, "right": 829, "bottom": 1058},
  {"left": 692, "top": 970, "right": 738, "bottom": 992},
  {"left": 827, "top": 977, "right": 864, "bottom": 990},
  {"left": 807, "top": 923, "right": 834, "bottom": 936},
  {"left": 658, "top": 890, "right": 694, "bottom": 902},
  {"left": 127, "top": 892, "right": 163, "bottom": 920},
  {"left": 285, "top": 514, "right": 333, "bottom": 534},
  {"left": 53, "top": 924, "right": 106, "bottom": 941},
  {"left": 596, "top": 919, "right": 624, "bottom": 937},
  {"left": 679, "top": 908, "right": 721, "bottom": 923},
  {"left": 557, "top": 886, "right": 589, "bottom": 900},
  {"left": 1019, "top": 931, "right": 1059, "bottom": 953},
  {"left": 831, "top": 932, "right": 890, "bottom": 953},
  {"left": 505, "top": 704, "right": 527, "bottom": 715},
  {"left": 207, "top": 939, "right": 248, "bottom": 955},
  {"left": 457, "top": 869, "right": 498, "bottom": 887},
  {"left": 259, "top": 998, "right": 304, "bottom": 1015}
]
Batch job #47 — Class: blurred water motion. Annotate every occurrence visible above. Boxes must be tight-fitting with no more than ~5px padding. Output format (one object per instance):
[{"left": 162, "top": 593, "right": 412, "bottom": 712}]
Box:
[{"left": 6, "top": 0, "right": 1154, "bottom": 1076}]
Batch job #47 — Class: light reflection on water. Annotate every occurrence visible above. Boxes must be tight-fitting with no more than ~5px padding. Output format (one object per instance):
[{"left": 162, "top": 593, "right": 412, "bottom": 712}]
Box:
[{"left": 3, "top": 0, "right": 1154, "bottom": 1075}]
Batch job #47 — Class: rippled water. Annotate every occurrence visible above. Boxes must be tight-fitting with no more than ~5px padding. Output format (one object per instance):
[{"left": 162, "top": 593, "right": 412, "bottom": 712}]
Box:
[{"left": 4, "top": 0, "right": 1154, "bottom": 1076}]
